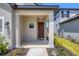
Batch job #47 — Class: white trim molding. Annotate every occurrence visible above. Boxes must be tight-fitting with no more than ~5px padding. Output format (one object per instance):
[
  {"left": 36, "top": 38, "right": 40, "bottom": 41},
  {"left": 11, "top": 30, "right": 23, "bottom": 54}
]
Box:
[
  {"left": 48, "top": 12, "right": 54, "bottom": 48},
  {"left": 0, "top": 16, "right": 5, "bottom": 35},
  {"left": 27, "top": 22, "right": 36, "bottom": 30}
]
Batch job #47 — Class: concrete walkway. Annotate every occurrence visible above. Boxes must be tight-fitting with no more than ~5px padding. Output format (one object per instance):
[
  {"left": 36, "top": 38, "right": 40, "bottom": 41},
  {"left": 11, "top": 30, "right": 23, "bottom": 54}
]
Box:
[{"left": 26, "top": 48, "right": 48, "bottom": 56}]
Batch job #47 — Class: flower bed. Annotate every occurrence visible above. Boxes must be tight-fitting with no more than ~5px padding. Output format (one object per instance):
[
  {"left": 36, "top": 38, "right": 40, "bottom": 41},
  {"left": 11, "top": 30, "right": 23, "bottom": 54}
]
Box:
[{"left": 54, "top": 36, "right": 79, "bottom": 56}]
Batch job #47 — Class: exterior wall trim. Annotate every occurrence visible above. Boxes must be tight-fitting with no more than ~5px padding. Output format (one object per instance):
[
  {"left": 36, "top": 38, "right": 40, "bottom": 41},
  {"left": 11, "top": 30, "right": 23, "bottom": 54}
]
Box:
[
  {"left": 27, "top": 22, "right": 36, "bottom": 30},
  {"left": 0, "top": 16, "right": 5, "bottom": 35}
]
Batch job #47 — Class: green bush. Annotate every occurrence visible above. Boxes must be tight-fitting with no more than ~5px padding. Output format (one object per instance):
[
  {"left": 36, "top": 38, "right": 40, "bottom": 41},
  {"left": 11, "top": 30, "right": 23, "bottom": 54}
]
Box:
[
  {"left": 54, "top": 33, "right": 57, "bottom": 36},
  {"left": 54, "top": 36, "right": 60, "bottom": 47},
  {"left": 0, "top": 34, "right": 9, "bottom": 55},
  {"left": 57, "top": 47, "right": 69, "bottom": 56},
  {"left": 54, "top": 36, "right": 79, "bottom": 56}
]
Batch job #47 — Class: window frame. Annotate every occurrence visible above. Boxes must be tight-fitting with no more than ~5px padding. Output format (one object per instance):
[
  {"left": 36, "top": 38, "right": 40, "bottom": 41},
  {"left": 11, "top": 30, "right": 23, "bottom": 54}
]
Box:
[
  {"left": 0, "top": 16, "right": 4, "bottom": 34},
  {"left": 27, "top": 22, "right": 35, "bottom": 30},
  {"left": 61, "top": 10, "right": 70, "bottom": 18},
  {"left": 67, "top": 11, "right": 70, "bottom": 17},
  {"left": 61, "top": 11, "right": 64, "bottom": 18}
]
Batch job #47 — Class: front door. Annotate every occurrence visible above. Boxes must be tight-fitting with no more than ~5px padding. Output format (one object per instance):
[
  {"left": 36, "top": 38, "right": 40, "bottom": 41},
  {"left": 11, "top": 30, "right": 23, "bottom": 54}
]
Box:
[{"left": 38, "top": 22, "right": 44, "bottom": 39}]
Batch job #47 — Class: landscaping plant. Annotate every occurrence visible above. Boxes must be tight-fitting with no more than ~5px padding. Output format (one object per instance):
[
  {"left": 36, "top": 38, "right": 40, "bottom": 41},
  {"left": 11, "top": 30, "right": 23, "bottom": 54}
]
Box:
[
  {"left": 54, "top": 36, "right": 79, "bottom": 56},
  {"left": 57, "top": 47, "right": 69, "bottom": 56},
  {"left": 0, "top": 34, "right": 9, "bottom": 55}
]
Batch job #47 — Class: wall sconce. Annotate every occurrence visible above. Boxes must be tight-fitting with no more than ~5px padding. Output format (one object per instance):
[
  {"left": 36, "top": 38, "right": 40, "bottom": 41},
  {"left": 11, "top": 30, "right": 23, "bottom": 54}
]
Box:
[
  {"left": 5, "top": 22, "right": 9, "bottom": 29},
  {"left": 5, "top": 22, "right": 9, "bottom": 26}
]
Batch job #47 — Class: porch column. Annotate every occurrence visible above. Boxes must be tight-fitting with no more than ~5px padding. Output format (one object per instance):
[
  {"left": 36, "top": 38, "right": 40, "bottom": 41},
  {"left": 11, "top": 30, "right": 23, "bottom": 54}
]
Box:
[
  {"left": 48, "top": 12, "right": 54, "bottom": 48},
  {"left": 15, "top": 14, "right": 20, "bottom": 48}
]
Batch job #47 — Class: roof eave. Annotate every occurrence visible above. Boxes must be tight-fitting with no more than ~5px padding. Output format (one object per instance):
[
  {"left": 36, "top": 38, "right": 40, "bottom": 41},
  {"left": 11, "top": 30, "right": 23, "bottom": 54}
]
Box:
[
  {"left": 59, "top": 15, "right": 79, "bottom": 24},
  {"left": 9, "top": 3, "right": 59, "bottom": 11},
  {"left": 14, "top": 7, "right": 58, "bottom": 10}
]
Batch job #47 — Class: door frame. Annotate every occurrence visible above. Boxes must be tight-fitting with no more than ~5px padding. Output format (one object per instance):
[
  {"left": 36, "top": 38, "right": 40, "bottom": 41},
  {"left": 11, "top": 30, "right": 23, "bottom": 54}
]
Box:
[{"left": 37, "top": 22, "right": 44, "bottom": 39}]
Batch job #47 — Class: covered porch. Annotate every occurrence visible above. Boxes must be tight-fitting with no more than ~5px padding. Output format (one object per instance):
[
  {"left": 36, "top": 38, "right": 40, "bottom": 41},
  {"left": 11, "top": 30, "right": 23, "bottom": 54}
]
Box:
[
  {"left": 21, "top": 40, "right": 49, "bottom": 48},
  {"left": 15, "top": 10, "right": 54, "bottom": 48},
  {"left": 20, "top": 15, "right": 49, "bottom": 47}
]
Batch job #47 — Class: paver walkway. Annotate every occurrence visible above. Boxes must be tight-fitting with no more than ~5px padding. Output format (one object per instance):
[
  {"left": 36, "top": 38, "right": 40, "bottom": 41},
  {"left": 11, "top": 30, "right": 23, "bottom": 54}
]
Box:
[{"left": 26, "top": 48, "right": 48, "bottom": 56}]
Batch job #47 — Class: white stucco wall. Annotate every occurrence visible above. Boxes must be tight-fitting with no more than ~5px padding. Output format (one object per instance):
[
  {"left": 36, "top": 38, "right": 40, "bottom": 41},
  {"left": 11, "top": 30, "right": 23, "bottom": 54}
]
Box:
[
  {"left": 63, "top": 32, "right": 79, "bottom": 41},
  {"left": 15, "top": 10, "right": 53, "bottom": 15},
  {"left": 23, "top": 16, "right": 37, "bottom": 42}
]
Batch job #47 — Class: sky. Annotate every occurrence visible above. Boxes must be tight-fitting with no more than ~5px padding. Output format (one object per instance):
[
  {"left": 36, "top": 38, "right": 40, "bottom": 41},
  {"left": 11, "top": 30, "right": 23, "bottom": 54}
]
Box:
[{"left": 42, "top": 3, "right": 79, "bottom": 8}]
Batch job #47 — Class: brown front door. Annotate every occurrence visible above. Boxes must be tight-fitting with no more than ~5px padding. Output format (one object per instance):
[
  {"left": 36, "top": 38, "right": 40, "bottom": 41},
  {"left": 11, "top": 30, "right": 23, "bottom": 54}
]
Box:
[{"left": 38, "top": 22, "right": 44, "bottom": 38}]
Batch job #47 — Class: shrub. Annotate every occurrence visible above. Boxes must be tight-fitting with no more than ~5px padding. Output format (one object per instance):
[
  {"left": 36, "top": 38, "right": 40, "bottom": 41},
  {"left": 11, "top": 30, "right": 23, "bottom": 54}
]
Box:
[
  {"left": 0, "top": 34, "right": 9, "bottom": 55},
  {"left": 75, "top": 39, "right": 79, "bottom": 44},
  {"left": 54, "top": 36, "right": 79, "bottom": 56},
  {"left": 54, "top": 33, "right": 57, "bottom": 36},
  {"left": 57, "top": 47, "right": 69, "bottom": 56}
]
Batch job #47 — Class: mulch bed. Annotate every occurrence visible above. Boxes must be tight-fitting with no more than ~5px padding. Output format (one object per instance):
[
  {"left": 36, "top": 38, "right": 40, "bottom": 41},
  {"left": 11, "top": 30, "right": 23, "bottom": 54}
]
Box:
[
  {"left": 46, "top": 47, "right": 75, "bottom": 56},
  {"left": 5, "top": 48, "right": 29, "bottom": 56},
  {"left": 46, "top": 48, "right": 57, "bottom": 56}
]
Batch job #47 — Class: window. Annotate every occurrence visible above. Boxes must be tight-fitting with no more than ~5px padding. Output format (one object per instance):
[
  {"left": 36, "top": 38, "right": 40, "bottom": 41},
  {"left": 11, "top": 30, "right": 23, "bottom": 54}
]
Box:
[
  {"left": 61, "top": 11, "right": 70, "bottom": 18},
  {"left": 0, "top": 17, "right": 4, "bottom": 34},
  {"left": 28, "top": 22, "right": 35, "bottom": 30}
]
